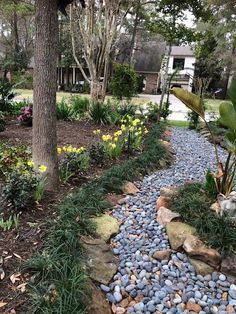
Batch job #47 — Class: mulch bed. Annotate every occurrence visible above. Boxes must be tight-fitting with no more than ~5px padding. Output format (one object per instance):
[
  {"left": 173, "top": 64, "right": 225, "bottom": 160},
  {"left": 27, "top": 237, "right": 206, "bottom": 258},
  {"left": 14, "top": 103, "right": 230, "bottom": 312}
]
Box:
[{"left": 0, "top": 118, "right": 137, "bottom": 313}]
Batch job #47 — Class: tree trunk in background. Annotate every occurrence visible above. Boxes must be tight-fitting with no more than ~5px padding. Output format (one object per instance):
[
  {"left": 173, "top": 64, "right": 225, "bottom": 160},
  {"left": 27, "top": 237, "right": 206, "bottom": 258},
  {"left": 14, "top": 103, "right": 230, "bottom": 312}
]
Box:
[{"left": 33, "top": 0, "right": 59, "bottom": 190}]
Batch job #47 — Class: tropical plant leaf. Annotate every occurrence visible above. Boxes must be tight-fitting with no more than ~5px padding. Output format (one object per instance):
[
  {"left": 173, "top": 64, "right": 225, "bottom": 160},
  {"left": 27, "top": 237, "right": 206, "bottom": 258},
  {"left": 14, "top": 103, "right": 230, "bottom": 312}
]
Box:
[
  {"left": 228, "top": 74, "right": 236, "bottom": 111},
  {"left": 171, "top": 88, "right": 205, "bottom": 119},
  {"left": 219, "top": 102, "right": 236, "bottom": 131}
]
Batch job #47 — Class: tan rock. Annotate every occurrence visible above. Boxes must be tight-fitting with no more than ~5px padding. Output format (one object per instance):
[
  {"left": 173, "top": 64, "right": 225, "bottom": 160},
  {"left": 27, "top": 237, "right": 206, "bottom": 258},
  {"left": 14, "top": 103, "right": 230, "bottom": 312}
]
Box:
[
  {"left": 222, "top": 292, "right": 228, "bottom": 301},
  {"left": 115, "top": 307, "right": 126, "bottom": 314},
  {"left": 119, "top": 298, "right": 129, "bottom": 308},
  {"left": 156, "top": 196, "right": 171, "bottom": 211},
  {"left": 87, "top": 280, "right": 111, "bottom": 314},
  {"left": 189, "top": 258, "right": 214, "bottom": 276},
  {"left": 210, "top": 202, "right": 221, "bottom": 214},
  {"left": 166, "top": 222, "right": 197, "bottom": 250},
  {"left": 221, "top": 253, "right": 236, "bottom": 277},
  {"left": 83, "top": 240, "right": 118, "bottom": 285},
  {"left": 106, "top": 194, "right": 125, "bottom": 206},
  {"left": 91, "top": 213, "right": 119, "bottom": 242},
  {"left": 186, "top": 301, "right": 202, "bottom": 313},
  {"left": 122, "top": 181, "right": 140, "bottom": 195},
  {"left": 160, "top": 186, "right": 179, "bottom": 198},
  {"left": 183, "top": 235, "right": 221, "bottom": 267},
  {"left": 226, "top": 305, "right": 235, "bottom": 313},
  {"left": 153, "top": 249, "right": 172, "bottom": 261},
  {"left": 156, "top": 207, "right": 181, "bottom": 226}
]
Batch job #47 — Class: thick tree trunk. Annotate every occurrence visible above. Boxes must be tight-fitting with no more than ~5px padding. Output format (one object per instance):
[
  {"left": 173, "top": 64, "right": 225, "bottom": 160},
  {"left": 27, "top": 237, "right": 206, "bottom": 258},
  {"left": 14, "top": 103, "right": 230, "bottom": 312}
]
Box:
[
  {"left": 90, "top": 79, "right": 104, "bottom": 102},
  {"left": 33, "top": 0, "right": 59, "bottom": 190}
]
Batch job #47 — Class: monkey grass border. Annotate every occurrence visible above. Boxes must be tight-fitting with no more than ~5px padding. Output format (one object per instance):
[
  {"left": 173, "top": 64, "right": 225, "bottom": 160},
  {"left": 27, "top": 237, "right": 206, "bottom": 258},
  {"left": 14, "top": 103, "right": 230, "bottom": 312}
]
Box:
[{"left": 22, "top": 122, "right": 168, "bottom": 313}]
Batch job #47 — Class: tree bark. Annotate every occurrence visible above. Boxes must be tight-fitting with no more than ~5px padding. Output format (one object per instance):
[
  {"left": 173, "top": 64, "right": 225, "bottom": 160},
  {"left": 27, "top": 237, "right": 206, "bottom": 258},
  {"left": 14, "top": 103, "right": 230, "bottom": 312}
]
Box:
[{"left": 33, "top": 0, "right": 59, "bottom": 190}]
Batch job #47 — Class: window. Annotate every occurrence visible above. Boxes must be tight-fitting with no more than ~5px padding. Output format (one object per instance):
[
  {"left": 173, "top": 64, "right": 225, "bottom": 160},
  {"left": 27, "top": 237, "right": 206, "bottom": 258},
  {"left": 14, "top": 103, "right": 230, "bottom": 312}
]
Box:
[{"left": 173, "top": 58, "right": 185, "bottom": 70}]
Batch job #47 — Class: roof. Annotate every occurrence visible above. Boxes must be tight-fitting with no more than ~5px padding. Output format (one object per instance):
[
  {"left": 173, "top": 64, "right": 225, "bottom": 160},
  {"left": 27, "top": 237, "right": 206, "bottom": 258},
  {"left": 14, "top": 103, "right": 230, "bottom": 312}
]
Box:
[{"left": 169, "top": 46, "right": 194, "bottom": 57}]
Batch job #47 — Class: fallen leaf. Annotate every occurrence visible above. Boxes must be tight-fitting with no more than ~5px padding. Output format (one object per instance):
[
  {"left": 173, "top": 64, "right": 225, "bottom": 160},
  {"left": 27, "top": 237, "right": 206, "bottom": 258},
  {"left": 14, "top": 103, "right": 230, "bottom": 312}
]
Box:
[
  {"left": 17, "top": 283, "right": 27, "bottom": 293},
  {"left": 0, "top": 269, "right": 5, "bottom": 280},
  {"left": 10, "top": 273, "right": 21, "bottom": 284},
  {"left": 0, "top": 302, "right": 7, "bottom": 308},
  {"left": 13, "top": 253, "right": 22, "bottom": 260}
]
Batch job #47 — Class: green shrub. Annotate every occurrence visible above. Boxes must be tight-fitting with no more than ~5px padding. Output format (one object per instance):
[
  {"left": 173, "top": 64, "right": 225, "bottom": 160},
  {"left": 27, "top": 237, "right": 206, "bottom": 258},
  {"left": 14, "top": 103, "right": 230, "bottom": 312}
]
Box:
[
  {"left": 88, "top": 101, "right": 112, "bottom": 125},
  {"left": 70, "top": 96, "right": 90, "bottom": 118},
  {"left": 3, "top": 170, "right": 38, "bottom": 210},
  {"left": 171, "top": 183, "right": 236, "bottom": 256},
  {"left": 187, "top": 111, "right": 199, "bottom": 129},
  {"left": 117, "top": 102, "right": 136, "bottom": 117},
  {"left": 89, "top": 143, "right": 105, "bottom": 166},
  {"left": 0, "top": 79, "right": 15, "bottom": 113},
  {"left": 57, "top": 97, "right": 75, "bottom": 121},
  {"left": 205, "top": 169, "right": 218, "bottom": 198},
  {"left": 10, "top": 100, "right": 31, "bottom": 116},
  {"left": 12, "top": 70, "right": 33, "bottom": 89},
  {"left": 110, "top": 63, "right": 138, "bottom": 100}
]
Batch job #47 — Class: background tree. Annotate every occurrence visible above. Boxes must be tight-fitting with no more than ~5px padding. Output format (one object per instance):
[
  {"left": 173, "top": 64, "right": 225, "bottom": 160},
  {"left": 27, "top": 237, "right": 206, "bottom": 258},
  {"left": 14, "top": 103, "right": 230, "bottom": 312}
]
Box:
[
  {"left": 33, "top": 0, "right": 59, "bottom": 189},
  {"left": 70, "top": 0, "right": 134, "bottom": 102}
]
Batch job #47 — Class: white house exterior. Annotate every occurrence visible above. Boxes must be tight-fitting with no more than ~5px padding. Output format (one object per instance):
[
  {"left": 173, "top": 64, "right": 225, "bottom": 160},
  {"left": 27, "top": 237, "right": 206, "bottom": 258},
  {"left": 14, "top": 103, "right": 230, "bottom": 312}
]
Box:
[{"left": 160, "top": 45, "right": 196, "bottom": 92}]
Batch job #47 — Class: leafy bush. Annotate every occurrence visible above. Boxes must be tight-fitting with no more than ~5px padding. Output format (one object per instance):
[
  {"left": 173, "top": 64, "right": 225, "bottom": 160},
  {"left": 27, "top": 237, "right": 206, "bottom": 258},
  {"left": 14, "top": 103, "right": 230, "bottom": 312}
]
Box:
[
  {"left": 187, "top": 111, "right": 199, "bottom": 129},
  {"left": 17, "top": 106, "right": 33, "bottom": 126},
  {"left": 0, "top": 79, "right": 15, "bottom": 113},
  {"left": 88, "top": 101, "right": 112, "bottom": 125},
  {"left": 3, "top": 170, "right": 38, "bottom": 210},
  {"left": 117, "top": 102, "right": 136, "bottom": 117},
  {"left": 0, "top": 143, "right": 31, "bottom": 178},
  {"left": 11, "top": 70, "right": 33, "bottom": 89},
  {"left": 10, "top": 100, "right": 29, "bottom": 116},
  {"left": 89, "top": 143, "right": 105, "bottom": 166},
  {"left": 0, "top": 112, "right": 6, "bottom": 132},
  {"left": 57, "top": 98, "right": 75, "bottom": 121},
  {"left": 58, "top": 146, "right": 90, "bottom": 183},
  {"left": 70, "top": 95, "right": 90, "bottom": 118},
  {"left": 110, "top": 63, "right": 138, "bottom": 100},
  {"left": 171, "top": 183, "right": 236, "bottom": 256}
]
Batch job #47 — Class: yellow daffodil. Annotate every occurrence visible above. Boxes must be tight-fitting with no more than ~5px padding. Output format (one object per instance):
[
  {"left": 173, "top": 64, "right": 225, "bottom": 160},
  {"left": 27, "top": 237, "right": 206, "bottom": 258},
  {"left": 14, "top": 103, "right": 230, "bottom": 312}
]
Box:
[
  {"left": 110, "top": 143, "right": 116, "bottom": 149},
  {"left": 102, "top": 134, "right": 112, "bottom": 142},
  {"left": 144, "top": 129, "right": 148, "bottom": 134},
  {"left": 114, "top": 130, "right": 122, "bottom": 137},
  {"left": 93, "top": 129, "right": 101, "bottom": 135},
  {"left": 121, "top": 125, "right": 126, "bottom": 131},
  {"left": 38, "top": 165, "right": 47, "bottom": 173},
  {"left": 114, "top": 137, "right": 118, "bottom": 142},
  {"left": 27, "top": 160, "right": 34, "bottom": 167},
  {"left": 57, "top": 147, "right": 62, "bottom": 154}
]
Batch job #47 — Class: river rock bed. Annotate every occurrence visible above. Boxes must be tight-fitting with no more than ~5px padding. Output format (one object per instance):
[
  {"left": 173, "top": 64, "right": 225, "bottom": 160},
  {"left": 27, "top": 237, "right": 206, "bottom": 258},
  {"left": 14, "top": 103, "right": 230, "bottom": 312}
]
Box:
[{"left": 102, "top": 128, "right": 236, "bottom": 314}]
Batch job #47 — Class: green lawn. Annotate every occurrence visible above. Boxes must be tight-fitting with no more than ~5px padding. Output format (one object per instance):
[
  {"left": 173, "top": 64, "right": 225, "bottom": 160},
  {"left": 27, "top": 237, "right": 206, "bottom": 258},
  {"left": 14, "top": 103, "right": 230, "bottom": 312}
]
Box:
[
  {"left": 15, "top": 89, "right": 149, "bottom": 105},
  {"left": 205, "top": 99, "right": 231, "bottom": 113},
  {"left": 167, "top": 120, "right": 188, "bottom": 128}
]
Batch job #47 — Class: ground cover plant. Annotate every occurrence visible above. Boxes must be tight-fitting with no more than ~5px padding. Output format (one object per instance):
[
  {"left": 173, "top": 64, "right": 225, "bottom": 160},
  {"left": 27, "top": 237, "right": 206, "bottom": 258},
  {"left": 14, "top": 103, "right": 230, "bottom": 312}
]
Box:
[
  {"left": 171, "top": 183, "right": 236, "bottom": 257},
  {"left": 20, "top": 123, "right": 167, "bottom": 313}
]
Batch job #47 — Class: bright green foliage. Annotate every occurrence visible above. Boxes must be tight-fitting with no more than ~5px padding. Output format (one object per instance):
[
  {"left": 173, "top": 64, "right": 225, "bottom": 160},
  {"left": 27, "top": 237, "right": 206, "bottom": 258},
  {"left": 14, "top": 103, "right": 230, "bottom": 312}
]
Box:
[
  {"left": 110, "top": 63, "right": 138, "bottom": 100},
  {"left": 171, "top": 183, "right": 236, "bottom": 256},
  {"left": 0, "top": 214, "right": 19, "bottom": 232},
  {"left": 70, "top": 96, "right": 90, "bottom": 118},
  {"left": 88, "top": 101, "right": 113, "bottom": 125},
  {"left": 57, "top": 98, "right": 75, "bottom": 121}
]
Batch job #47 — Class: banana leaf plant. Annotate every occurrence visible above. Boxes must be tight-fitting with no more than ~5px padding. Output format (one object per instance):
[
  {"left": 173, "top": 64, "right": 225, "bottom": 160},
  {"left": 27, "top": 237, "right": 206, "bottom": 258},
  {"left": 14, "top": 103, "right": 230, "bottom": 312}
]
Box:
[{"left": 171, "top": 78, "right": 236, "bottom": 197}]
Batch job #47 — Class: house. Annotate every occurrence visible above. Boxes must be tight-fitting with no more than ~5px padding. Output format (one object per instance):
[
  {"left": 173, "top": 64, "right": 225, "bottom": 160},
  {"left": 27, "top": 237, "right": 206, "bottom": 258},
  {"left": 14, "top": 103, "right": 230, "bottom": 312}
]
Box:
[{"left": 160, "top": 46, "right": 196, "bottom": 92}]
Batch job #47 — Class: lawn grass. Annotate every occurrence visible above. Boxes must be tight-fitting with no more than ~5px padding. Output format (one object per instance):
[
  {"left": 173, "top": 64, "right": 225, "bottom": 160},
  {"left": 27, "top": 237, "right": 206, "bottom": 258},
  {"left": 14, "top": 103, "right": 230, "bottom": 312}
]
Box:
[
  {"left": 167, "top": 120, "right": 188, "bottom": 128},
  {"left": 204, "top": 99, "right": 231, "bottom": 113},
  {"left": 14, "top": 89, "right": 149, "bottom": 105}
]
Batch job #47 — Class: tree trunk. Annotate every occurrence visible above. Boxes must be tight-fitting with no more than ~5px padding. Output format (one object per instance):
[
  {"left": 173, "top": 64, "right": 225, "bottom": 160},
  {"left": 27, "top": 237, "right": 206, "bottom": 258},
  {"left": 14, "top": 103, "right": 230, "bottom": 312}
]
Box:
[
  {"left": 90, "top": 78, "right": 104, "bottom": 102},
  {"left": 129, "top": 1, "right": 140, "bottom": 66},
  {"left": 33, "top": 0, "right": 59, "bottom": 190}
]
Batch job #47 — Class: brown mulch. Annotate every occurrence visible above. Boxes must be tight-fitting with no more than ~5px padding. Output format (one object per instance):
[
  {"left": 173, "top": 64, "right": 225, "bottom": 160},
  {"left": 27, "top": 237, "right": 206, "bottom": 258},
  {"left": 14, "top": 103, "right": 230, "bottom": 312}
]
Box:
[{"left": 0, "top": 119, "right": 130, "bottom": 314}]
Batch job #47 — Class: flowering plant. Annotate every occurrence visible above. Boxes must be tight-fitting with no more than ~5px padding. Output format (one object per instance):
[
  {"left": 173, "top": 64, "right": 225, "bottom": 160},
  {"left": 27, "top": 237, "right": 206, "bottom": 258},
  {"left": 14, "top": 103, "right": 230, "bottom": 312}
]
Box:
[
  {"left": 101, "top": 131, "right": 123, "bottom": 159},
  {"left": 17, "top": 106, "right": 33, "bottom": 126}
]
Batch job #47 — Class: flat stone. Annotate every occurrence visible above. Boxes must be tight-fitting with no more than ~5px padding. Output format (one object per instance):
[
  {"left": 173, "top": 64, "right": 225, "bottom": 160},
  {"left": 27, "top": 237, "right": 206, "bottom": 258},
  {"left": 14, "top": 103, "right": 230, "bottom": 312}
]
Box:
[
  {"left": 189, "top": 258, "right": 214, "bottom": 276},
  {"left": 153, "top": 249, "right": 172, "bottom": 261},
  {"left": 166, "top": 222, "right": 197, "bottom": 250},
  {"left": 186, "top": 301, "right": 202, "bottom": 313},
  {"left": 122, "top": 181, "right": 140, "bottom": 195},
  {"left": 91, "top": 214, "right": 119, "bottom": 242},
  {"left": 160, "top": 186, "right": 179, "bottom": 198},
  {"left": 156, "top": 207, "right": 181, "bottom": 226},
  {"left": 87, "top": 280, "right": 112, "bottom": 314},
  {"left": 183, "top": 235, "right": 221, "bottom": 268},
  {"left": 221, "top": 254, "right": 236, "bottom": 278},
  {"left": 84, "top": 240, "right": 118, "bottom": 285}
]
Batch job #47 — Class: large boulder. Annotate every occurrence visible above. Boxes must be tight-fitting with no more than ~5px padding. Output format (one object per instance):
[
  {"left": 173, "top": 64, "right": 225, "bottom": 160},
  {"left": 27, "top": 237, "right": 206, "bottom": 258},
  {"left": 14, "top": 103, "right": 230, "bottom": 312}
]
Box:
[
  {"left": 156, "top": 196, "right": 171, "bottom": 211},
  {"left": 91, "top": 214, "right": 119, "bottom": 242},
  {"left": 189, "top": 258, "right": 214, "bottom": 276},
  {"left": 183, "top": 235, "right": 221, "bottom": 268},
  {"left": 166, "top": 222, "right": 197, "bottom": 250},
  {"left": 83, "top": 237, "right": 118, "bottom": 285},
  {"left": 156, "top": 207, "right": 181, "bottom": 226}
]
